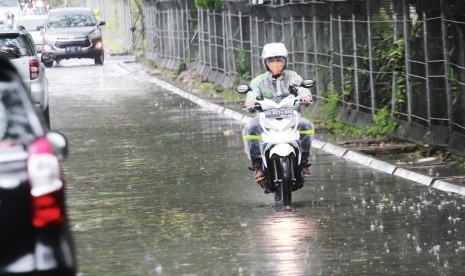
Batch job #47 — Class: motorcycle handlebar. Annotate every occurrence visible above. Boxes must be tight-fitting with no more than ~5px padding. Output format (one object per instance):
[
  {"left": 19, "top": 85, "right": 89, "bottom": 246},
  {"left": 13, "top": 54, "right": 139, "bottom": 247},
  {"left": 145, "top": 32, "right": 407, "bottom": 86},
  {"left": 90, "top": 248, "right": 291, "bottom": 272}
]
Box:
[{"left": 243, "top": 98, "right": 313, "bottom": 112}]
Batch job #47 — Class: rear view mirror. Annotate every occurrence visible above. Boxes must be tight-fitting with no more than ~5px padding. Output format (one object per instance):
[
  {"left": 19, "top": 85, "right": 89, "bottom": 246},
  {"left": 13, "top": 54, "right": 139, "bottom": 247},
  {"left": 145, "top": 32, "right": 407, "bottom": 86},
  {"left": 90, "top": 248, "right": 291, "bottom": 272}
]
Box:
[
  {"left": 236, "top": 84, "right": 250, "bottom": 94},
  {"left": 301, "top": 80, "right": 315, "bottom": 88}
]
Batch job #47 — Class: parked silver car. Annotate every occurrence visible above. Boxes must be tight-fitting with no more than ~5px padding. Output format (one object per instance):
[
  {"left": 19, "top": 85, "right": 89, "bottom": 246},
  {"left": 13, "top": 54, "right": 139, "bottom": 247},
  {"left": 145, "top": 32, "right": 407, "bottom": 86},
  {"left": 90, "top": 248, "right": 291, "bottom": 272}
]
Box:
[{"left": 0, "top": 29, "right": 50, "bottom": 126}]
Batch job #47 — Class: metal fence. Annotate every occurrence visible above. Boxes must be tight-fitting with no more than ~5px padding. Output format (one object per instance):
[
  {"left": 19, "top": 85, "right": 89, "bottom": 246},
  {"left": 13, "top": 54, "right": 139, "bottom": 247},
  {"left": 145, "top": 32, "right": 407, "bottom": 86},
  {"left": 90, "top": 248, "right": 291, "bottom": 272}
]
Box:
[
  {"left": 85, "top": 0, "right": 142, "bottom": 53},
  {"left": 144, "top": 0, "right": 465, "bottom": 156}
]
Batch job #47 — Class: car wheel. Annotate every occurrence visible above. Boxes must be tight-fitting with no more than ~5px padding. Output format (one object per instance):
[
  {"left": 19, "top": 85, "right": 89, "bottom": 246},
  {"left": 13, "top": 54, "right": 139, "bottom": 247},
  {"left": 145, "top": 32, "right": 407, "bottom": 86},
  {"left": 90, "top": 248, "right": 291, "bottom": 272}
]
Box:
[
  {"left": 94, "top": 51, "right": 105, "bottom": 65},
  {"left": 44, "top": 61, "right": 53, "bottom": 68},
  {"left": 94, "top": 51, "right": 104, "bottom": 65}
]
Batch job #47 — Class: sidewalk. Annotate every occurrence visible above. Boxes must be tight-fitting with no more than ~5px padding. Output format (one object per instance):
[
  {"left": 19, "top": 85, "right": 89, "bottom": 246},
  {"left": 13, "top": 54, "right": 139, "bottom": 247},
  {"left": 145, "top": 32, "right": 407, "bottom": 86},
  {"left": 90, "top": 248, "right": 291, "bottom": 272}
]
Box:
[{"left": 116, "top": 58, "right": 465, "bottom": 196}]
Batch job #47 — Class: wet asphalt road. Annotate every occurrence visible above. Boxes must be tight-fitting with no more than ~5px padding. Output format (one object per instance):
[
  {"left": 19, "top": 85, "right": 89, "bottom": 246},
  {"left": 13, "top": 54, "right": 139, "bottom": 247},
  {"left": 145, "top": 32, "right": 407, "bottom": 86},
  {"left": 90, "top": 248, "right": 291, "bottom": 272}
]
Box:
[{"left": 46, "top": 57, "right": 465, "bottom": 275}]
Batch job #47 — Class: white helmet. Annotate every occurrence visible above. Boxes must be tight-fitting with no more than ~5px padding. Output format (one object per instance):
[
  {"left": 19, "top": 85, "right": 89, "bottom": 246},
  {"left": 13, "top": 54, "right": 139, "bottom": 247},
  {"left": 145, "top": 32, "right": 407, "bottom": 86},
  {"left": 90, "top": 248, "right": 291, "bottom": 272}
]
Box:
[{"left": 261, "top": 42, "right": 288, "bottom": 71}]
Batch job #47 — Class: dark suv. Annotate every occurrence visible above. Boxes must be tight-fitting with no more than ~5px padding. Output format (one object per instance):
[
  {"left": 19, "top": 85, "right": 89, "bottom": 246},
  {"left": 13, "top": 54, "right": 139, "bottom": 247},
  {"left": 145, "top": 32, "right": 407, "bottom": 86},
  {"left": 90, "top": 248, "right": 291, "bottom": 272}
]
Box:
[
  {"left": 41, "top": 7, "right": 105, "bottom": 67},
  {"left": 0, "top": 57, "right": 76, "bottom": 275}
]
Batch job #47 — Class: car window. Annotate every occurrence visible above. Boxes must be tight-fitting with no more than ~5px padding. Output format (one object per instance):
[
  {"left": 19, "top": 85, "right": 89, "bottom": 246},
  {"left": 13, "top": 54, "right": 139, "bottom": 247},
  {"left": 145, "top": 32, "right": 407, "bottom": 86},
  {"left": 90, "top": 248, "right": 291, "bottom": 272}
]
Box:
[
  {"left": 47, "top": 13, "right": 96, "bottom": 28},
  {"left": 0, "top": 0, "right": 19, "bottom": 7},
  {"left": 0, "top": 85, "right": 35, "bottom": 147},
  {"left": 0, "top": 35, "right": 32, "bottom": 58}
]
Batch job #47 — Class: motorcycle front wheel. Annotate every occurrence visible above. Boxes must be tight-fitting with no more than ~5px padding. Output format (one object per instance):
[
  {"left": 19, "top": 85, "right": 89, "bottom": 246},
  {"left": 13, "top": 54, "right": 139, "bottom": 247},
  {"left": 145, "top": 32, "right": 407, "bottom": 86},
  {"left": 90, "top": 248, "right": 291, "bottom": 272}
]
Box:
[{"left": 279, "top": 157, "right": 293, "bottom": 206}]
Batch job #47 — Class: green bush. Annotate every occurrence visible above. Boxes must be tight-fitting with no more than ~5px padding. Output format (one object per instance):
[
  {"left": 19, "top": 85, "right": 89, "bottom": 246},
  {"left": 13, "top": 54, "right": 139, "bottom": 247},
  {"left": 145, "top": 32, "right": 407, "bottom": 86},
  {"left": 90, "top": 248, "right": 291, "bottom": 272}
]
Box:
[{"left": 234, "top": 47, "right": 250, "bottom": 86}]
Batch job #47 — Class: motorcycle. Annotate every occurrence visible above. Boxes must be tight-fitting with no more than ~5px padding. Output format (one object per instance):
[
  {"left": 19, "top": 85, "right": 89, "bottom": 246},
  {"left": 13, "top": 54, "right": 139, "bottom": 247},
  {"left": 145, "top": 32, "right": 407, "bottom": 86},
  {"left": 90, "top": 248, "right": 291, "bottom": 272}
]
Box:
[{"left": 237, "top": 79, "right": 315, "bottom": 206}]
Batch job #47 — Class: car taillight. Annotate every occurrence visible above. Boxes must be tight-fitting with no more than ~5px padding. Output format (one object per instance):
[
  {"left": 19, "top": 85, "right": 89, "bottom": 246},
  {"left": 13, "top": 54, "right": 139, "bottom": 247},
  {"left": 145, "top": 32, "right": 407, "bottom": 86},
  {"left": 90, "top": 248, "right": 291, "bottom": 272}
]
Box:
[
  {"left": 29, "top": 59, "right": 40, "bottom": 80},
  {"left": 28, "top": 137, "right": 65, "bottom": 228}
]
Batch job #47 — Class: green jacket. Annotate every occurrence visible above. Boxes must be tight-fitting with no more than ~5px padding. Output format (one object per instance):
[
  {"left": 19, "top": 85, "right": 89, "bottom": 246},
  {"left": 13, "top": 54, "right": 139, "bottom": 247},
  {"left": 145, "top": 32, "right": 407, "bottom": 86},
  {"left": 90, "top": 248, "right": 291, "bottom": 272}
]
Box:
[{"left": 245, "top": 70, "right": 312, "bottom": 106}]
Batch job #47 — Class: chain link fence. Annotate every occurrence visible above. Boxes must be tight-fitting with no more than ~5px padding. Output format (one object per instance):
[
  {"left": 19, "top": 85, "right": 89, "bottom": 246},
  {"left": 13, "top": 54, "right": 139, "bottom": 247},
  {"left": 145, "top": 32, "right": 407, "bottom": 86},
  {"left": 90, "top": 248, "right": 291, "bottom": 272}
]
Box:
[
  {"left": 144, "top": 0, "right": 465, "bottom": 156},
  {"left": 84, "top": 0, "right": 143, "bottom": 53}
]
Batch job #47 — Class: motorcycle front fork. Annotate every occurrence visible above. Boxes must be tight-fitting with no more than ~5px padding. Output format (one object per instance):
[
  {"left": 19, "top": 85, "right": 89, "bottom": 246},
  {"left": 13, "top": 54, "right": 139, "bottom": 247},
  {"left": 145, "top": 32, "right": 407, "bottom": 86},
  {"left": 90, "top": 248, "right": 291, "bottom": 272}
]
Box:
[{"left": 271, "top": 157, "right": 297, "bottom": 187}]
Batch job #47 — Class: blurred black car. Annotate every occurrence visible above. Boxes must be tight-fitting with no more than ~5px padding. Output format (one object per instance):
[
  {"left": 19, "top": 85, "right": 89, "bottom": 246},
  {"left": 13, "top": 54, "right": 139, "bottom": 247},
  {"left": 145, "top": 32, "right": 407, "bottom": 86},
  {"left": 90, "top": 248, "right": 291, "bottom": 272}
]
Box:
[
  {"left": 41, "top": 7, "right": 105, "bottom": 67},
  {"left": 0, "top": 57, "right": 76, "bottom": 275}
]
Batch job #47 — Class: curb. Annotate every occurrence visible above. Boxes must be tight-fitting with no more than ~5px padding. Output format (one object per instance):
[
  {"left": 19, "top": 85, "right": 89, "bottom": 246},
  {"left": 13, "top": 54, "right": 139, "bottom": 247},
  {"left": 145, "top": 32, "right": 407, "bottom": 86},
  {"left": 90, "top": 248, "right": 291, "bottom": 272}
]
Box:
[{"left": 118, "top": 61, "right": 465, "bottom": 196}]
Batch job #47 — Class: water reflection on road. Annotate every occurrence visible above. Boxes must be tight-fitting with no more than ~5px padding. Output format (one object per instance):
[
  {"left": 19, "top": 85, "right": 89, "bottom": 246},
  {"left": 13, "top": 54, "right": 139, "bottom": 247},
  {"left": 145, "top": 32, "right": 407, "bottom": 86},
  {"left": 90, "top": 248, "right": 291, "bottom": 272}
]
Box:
[{"left": 47, "top": 58, "right": 465, "bottom": 275}]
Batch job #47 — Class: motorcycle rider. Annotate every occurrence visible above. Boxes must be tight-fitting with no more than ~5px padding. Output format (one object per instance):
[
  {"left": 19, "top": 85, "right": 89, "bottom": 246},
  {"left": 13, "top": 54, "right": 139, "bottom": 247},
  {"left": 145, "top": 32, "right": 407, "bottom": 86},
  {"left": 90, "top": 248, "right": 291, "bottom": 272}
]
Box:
[{"left": 242, "top": 42, "right": 314, "bottom": 183}]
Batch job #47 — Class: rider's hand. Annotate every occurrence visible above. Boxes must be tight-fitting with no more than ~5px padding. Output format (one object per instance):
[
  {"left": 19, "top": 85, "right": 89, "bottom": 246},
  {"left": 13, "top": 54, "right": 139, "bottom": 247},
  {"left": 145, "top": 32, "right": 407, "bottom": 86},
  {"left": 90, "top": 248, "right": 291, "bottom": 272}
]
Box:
[
  {"left": 246, "top": 102, "right": 257, "bottom": 110},
  {"left": 300, "top": 96, "right": 313, "bottom": 106}
]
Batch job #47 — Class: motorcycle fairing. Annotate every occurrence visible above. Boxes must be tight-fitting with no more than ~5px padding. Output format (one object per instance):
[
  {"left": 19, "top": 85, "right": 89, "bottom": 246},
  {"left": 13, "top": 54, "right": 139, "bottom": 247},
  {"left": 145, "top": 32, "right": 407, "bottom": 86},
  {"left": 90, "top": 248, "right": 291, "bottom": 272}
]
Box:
[
  {"left": 269, "top": 143, "right": 295, "bottom": 159},
  {"left": 261, "top": 140, "right": 301, "bottom": 168}
]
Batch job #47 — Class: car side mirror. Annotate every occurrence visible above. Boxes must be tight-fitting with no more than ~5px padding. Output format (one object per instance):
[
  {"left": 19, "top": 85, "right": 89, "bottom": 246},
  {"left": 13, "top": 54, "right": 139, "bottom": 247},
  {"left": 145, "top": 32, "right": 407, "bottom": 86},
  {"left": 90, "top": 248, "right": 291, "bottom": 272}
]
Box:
[
  {"left": 46, "top": 132, "right": 68, "bottom": 161},
  {"left": 98, "top": 21, "right": 106, "bottom": 27},
  {"left": 36, "top": 25, "right": 43, "bottom": 31}
]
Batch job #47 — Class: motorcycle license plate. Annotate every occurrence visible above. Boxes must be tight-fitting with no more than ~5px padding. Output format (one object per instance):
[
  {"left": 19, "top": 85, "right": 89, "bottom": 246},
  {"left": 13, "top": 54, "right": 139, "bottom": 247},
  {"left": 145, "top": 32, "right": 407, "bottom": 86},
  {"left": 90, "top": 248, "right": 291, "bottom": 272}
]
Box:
[{"left": 264, "top": 109, "right": 294, "bottom": 119}]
